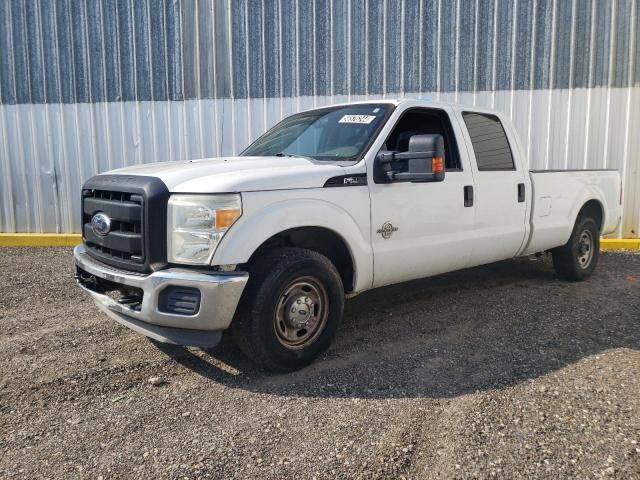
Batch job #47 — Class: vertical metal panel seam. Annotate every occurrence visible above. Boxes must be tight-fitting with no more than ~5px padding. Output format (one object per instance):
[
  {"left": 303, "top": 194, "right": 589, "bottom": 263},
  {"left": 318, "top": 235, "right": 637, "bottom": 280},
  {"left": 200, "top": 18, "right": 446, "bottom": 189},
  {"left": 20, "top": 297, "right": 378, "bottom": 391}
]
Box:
[
  {"left": 129, "top": 0, "right": 143, "bottom": 165},
  {"left": 400, "top": 0, "right": 405, "bottom": 95},
  {"left": 67, "top": 0, "right": 87, "bottom": 203},
  {"left": 472, "top": 0, "right": 479, "bottom": 105},
  {"left": 0, "top": 91, "right": 16, "bottom": 231},
  {"left": 544, "top": 0, "right": 558, "bottom": 170},
  {"left": 583, "top": 0, "right": 597, "bottom": 169},
  {"left": 278, "top": 0, "right": 285, "bottom": 117},
  {"left": 243, "top": 0, "right": 251, "bottom": 135},
  {"left": 24, "top": 5, "right": 41, "bottom": 231},
  {"left": 508, "top": 0, "right": 517, "bottom": 120},
  {"left": 9, "top": 0, "right": 18, "bottom": 105},
  {"left": 178, "top": 2, "right": 189, "bottom": 160},
  {"left": 113, "top": 0, "right": 129, "bottom": 172},
  {"left": 329, "top": 0, "right": 334, "bottom": 97},
  {"left": 0, "top": 114, "right": 16, "bottom": 231},
  {"left": 563, "top": 0, "right": 577, "bottom": 170},
  {"left": 262, "top": 0, "right": 268, "bottom": 133},
  {"left": 27, "top": 106, "right": 43, "bottom": 230},
  {"left": 99, "top": 0, "right": 115, "bottom": 172},
  {"left": 0, "top": 13, "right": 16, "bottom": 231},
  {"left": 491, "top": 0, "right": 498, "bottom": 108},
  {"left": 144, "top": 0, "right": 159, "bottom": 164},
  {"left": 161, "top": 0, "right": 174, "bottom": 162},
  {"left": 312, "top": 0, "right": 317, "bottom": 104},
  {"left": 525, "top": 0, "right": 538, "bottom": 166},
  {"left": 211, "top": 0, "right": 221, "bottom": 157},
  {"left": 41, "top": 11, "right": 63, "bottom": 230},
  {"left": 347, "top": 0, "right": 352, "bottom": 100},
  {"left": 620, "top": 0, "right": 637, "bottom": 235},
  {"left": 195, "top": 0, "right": 205, "bottom": 157},
  {"left": 178, "top": 1, "right": 189, "bottom": 159},
  {"left": 294, "top": 0, "right": 300, "bottom": 111},
  {"left": 382, "top": 0, "right": 387, "bottom": 98},
  {"left": 418, "top": 0, "right": 423, "bottom": 94},
  {"left": 82, "top": 0, "right": 100, "bottom": 178},
  {"left": 454, "top": 0, "right": 460, "bottom": 103},
  {"left": 21, "top": 1, "right": 33, "bottom": 103},
  {"left": 364, "top": 0, "right": 369, "bottom": 95},
  {"left": 226, "top": 0, "right": 237, "bottom": 154},
  {"left": 35, "top": 0, "right": 59, "bottom": 231},
  {"left": 436, "top": 0, "right": 441, "bottom": 97},
  {"left": 35, "top": 0, "right": 47, "bottom": 104},
  {"left": 601, "top": 0, "right": 617, "bottom": 169},
  {"left": 15, "top": 1, "right": 33, "bottom": 231}
]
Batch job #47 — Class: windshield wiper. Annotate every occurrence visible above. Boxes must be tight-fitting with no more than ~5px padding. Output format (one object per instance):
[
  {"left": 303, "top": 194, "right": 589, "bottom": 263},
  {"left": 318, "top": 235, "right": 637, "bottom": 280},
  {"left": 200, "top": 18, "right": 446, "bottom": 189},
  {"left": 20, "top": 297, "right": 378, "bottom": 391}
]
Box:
[{"left": 275, "top": 153, "right": 314, "bottom": 160}]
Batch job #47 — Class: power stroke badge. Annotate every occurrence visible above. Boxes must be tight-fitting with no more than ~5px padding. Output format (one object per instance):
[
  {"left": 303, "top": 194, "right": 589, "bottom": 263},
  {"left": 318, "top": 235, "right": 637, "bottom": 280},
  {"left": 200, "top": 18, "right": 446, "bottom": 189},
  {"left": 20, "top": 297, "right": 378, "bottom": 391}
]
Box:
[{"left": 376, "top": 222, "right": 398, "bottom": 239}]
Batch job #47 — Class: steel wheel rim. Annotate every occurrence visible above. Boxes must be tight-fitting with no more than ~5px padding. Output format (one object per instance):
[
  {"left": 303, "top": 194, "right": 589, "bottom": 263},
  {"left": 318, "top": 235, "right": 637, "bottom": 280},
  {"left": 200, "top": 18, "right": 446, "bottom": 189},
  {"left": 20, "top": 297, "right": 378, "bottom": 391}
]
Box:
[
  {"left": 577, "top": 229, "right": 594, "bottom": 269},
  {"left": 274, "top": 276, "right": 329, "bottom": 349}
]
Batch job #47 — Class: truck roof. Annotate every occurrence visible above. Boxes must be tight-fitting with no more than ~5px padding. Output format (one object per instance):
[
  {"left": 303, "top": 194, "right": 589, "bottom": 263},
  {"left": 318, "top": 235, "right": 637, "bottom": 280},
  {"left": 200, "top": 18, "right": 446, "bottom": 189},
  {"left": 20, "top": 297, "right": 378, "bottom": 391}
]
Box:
[{"left": 307, "top": 98, "right": 500, "bottom": 115}]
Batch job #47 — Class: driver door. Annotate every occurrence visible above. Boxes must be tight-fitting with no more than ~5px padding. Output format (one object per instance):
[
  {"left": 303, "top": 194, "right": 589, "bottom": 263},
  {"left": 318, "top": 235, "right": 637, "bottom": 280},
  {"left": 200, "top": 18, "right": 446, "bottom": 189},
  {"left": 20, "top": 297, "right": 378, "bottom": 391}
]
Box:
[{"left": 368, "top": 106, "right": 477, "bottom": 288}]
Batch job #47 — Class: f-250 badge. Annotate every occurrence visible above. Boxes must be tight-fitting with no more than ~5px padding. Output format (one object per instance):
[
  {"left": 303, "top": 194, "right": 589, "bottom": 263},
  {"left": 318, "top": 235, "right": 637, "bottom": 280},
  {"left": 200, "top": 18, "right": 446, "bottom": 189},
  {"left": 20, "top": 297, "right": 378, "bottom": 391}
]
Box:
[{"left": 377, "top": 222, "right": 398, "bottom": 239}]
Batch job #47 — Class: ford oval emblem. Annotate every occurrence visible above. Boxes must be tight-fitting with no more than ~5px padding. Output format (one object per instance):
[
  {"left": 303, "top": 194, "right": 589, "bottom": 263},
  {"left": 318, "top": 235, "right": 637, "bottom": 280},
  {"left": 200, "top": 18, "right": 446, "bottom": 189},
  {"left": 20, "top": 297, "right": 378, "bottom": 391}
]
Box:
[{"left": 91, "top": 212, "right": 112, "bottom": 236}]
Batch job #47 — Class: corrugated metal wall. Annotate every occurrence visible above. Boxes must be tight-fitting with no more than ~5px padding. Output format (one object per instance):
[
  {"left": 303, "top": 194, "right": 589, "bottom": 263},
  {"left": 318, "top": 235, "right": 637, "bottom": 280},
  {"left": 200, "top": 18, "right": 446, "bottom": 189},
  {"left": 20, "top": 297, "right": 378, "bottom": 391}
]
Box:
[{"left": 1, "top": 0, "right": 638, "bottom": 236}]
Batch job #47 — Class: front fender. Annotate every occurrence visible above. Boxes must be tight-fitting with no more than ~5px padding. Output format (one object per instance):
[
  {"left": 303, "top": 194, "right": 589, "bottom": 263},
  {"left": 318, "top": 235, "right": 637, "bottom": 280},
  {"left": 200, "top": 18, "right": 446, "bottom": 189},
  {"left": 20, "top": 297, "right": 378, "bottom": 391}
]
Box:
[{"left": 211, "top": 189, "right": 374, "bottom": 292}]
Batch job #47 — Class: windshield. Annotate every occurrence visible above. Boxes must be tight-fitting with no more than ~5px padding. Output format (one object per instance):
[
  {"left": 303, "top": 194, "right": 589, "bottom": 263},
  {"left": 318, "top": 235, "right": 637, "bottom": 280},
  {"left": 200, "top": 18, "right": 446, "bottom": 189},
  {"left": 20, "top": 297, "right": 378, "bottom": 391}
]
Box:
[{"left": 241, "top": 104, "right": 392, "bottom": 161}]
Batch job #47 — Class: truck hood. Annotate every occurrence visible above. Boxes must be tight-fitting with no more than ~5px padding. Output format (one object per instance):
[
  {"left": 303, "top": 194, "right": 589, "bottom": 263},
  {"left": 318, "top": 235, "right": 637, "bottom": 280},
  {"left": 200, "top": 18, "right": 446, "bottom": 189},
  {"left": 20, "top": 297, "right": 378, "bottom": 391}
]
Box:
[{"left": 107, "top": 156, "right": 352, "bottom": 192}]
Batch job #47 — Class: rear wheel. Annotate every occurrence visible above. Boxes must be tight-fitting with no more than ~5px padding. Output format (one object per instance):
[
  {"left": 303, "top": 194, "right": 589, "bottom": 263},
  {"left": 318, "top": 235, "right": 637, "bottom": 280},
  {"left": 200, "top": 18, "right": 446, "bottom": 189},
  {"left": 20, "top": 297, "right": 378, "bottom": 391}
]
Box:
[
  {"left": 552, "top": 216, "right": 600, "bottom": 281},
  {"left": 231, "top": 248, "right": 344, "bottom": 372}
]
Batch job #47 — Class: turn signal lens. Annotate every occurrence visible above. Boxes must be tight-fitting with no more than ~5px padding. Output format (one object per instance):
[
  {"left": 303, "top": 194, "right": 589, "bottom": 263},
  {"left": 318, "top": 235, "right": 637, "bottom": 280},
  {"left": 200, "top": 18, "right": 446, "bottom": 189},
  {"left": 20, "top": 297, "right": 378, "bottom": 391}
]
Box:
[
  {"left": 432, "top": 156, "right": 444, "bottom": 173},
  {"left": 215, "top": 208, "right": 242, "bottom": 229}
]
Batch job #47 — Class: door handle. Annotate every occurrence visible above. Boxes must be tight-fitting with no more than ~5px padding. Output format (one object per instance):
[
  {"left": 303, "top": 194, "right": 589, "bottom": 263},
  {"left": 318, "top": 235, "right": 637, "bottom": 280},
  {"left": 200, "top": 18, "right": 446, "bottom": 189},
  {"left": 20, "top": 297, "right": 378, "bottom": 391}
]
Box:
[
  {"left": 517, "top": 183, "right": 525, "bottom": 202},
  {"left": 464, "top": 185, "right": 474, "bottom": 207}
]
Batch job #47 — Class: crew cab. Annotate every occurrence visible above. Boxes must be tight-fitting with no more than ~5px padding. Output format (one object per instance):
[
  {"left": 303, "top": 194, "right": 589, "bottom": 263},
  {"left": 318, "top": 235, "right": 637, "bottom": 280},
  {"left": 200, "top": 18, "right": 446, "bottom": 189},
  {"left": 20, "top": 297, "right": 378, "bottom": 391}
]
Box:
[{"left": 74, "top": 100, "right": 622, "bottom": 371}]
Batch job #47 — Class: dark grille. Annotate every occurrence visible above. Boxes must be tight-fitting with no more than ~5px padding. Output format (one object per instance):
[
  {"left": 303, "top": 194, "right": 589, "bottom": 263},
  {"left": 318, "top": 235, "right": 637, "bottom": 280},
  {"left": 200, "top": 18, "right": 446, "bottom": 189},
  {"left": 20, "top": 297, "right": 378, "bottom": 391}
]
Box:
[
  {"left": 81, "top": 175, "right": 169, "bottom": 273},
  {"left": 83, "top": 189, "right": 144, "bottom": 265}
]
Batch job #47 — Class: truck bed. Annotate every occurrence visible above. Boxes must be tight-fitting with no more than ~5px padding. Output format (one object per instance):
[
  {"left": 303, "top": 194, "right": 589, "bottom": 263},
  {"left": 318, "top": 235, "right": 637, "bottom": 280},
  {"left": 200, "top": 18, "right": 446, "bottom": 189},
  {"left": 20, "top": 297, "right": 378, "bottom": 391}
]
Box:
[{"left": 523, "top": 169, "right": 621, "bottom": 255}]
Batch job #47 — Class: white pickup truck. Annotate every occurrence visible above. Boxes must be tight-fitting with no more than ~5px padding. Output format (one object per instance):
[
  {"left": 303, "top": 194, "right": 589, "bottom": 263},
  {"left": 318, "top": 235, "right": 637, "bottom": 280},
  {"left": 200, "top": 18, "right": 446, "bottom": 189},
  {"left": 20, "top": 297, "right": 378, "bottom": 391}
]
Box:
[{"left": 74, "top": 100, "right": 621, "bottom": 371}]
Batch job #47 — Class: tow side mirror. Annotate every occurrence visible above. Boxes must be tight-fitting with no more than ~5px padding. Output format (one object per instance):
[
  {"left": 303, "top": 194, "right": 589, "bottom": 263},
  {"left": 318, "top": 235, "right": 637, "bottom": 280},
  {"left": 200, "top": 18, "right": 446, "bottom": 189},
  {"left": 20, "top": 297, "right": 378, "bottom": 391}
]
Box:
[{"left": 375, "top": 134, "right": 446, "bottom": 183}]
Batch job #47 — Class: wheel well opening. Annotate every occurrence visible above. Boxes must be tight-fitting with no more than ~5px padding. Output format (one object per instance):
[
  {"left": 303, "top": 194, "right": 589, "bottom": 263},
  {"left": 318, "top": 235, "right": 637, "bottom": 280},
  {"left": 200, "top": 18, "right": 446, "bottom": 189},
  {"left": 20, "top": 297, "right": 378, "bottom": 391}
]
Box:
[
  {"left": 248, "top": 227, "right": 355, "bottom": 293},
  {"left": 578, "top": 200, "right": 604, "bottom": 233}
]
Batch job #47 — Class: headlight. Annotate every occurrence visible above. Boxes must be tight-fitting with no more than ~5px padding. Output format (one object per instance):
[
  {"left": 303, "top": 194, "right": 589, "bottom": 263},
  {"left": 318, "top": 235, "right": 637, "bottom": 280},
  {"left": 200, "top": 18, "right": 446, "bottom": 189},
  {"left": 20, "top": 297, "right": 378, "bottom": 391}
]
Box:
[{"left": 167, "top": 194, "right": 242, "bottom": 264}]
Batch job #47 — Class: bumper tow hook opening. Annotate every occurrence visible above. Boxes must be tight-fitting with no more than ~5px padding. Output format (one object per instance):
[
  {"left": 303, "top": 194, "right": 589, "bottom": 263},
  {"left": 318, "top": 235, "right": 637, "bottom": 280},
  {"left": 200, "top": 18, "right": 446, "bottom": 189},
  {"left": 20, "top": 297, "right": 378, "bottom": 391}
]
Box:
[
  {"left": 117, "top": 294, "right": 143, "bottom": 312},
  {"left": 76, "top": 271, "right": 102, "bottom": 292}
]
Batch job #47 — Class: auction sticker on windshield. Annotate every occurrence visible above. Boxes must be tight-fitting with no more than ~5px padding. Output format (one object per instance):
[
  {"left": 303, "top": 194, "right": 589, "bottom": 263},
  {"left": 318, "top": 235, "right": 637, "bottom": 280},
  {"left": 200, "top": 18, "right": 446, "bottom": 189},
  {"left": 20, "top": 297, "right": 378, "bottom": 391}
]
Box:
[{"left": 339, "top": 115, "right": 377, "bottom": 124}]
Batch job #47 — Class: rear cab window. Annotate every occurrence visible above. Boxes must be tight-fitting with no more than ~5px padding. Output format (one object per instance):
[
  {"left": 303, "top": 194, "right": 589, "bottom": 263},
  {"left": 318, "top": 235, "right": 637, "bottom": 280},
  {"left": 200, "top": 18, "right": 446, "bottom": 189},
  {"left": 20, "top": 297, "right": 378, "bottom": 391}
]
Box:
[{"left": 462, "top": 112, "right": 515, "bottom": 171}]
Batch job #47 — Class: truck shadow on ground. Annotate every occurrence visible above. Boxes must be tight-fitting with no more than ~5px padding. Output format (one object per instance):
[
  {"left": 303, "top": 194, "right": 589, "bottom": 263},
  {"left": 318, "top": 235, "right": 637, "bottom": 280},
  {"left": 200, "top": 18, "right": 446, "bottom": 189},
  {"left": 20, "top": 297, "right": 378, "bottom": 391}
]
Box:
[{"left": 154, "top": 253, "right": 640, "bottom": 399}]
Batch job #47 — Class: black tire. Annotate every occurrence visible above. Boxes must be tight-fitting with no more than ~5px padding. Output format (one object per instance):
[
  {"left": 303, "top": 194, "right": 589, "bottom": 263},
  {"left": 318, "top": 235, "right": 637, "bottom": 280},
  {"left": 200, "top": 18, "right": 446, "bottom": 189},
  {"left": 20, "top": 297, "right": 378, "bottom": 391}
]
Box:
[
  {"left": 231, "top": 247, "right": 344, "bottom": 372},
  {"left": 552, "top": 216, "right": 600, "bottom": 281}
]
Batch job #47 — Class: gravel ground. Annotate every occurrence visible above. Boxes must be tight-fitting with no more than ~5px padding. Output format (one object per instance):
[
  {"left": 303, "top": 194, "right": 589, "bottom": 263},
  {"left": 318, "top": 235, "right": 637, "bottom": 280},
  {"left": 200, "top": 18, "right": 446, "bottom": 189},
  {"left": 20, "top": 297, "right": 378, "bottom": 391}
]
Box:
[{"left": 0, "top": 247, "right": 639, "bottom": 479}]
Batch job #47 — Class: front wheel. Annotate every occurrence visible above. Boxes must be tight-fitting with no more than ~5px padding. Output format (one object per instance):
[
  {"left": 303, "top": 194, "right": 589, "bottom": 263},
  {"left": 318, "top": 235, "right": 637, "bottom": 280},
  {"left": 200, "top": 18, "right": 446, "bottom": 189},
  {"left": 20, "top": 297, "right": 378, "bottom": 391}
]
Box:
[
  {"left": 231, "top": 248, "right": 344, "bottom": 372},
  {"left": 552, "top": 216, "right": 600, "bottom": 281}
]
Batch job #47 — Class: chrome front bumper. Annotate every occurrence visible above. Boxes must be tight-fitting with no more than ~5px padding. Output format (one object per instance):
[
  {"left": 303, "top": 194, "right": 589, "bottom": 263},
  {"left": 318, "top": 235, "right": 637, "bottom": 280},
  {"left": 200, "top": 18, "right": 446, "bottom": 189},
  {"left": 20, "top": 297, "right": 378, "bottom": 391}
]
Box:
[{"left": 73, "top": 244, "right": 248, "bottom": 348}]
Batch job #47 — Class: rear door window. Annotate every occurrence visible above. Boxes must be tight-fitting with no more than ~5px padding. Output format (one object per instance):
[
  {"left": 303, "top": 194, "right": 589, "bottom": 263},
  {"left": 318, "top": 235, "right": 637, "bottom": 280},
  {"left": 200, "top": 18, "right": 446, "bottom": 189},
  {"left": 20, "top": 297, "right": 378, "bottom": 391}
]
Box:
[{"left": 462, "top": 112, "right": 515, "bottom": 171}]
